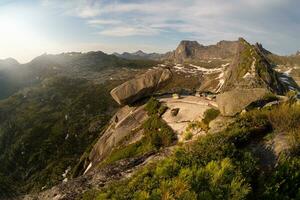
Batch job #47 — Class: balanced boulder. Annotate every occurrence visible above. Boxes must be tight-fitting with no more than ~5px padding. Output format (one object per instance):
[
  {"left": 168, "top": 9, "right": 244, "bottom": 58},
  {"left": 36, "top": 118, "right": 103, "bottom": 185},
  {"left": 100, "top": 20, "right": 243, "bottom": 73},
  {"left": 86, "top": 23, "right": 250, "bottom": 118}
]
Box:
[
  {"left": 110, "top": 68, "right": 172, "bottom": 105},
  {"left": 216, "top": 88, "right": 269, "bottom": 116}
]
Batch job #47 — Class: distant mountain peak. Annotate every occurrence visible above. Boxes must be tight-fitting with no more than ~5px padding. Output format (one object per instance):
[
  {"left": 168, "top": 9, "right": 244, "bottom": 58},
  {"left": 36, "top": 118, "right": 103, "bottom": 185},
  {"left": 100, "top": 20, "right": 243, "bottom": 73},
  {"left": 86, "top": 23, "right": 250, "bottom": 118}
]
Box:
[
  {"left": 0, "top": 57, "right": 19, "bottom": 66},
  {"left": 132, "top": 50, "right": 147, "bottom": 56},
  {"left": 166, "top": 39, "right": 239, "bottom": 62},
  {"left": 179, "top": 40, "right": 201, "bottom": 46},
  {"left": 114, "top": 50, "right": 163, "bottom": 60}
]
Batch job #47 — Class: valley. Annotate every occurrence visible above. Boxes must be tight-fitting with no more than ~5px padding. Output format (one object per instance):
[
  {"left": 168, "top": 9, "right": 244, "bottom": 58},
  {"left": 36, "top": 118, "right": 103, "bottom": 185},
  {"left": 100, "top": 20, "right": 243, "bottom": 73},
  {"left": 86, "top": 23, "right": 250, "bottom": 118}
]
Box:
[{"left": 0, "top": 38, "right": 300, "bottom": 200}]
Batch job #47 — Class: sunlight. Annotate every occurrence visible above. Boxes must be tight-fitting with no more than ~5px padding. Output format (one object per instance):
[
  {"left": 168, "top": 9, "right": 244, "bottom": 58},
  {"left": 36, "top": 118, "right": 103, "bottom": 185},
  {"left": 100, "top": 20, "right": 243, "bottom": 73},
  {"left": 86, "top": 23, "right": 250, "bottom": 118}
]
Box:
[{"left": 0, "top": 13, "right": 54, "bottom": 63}]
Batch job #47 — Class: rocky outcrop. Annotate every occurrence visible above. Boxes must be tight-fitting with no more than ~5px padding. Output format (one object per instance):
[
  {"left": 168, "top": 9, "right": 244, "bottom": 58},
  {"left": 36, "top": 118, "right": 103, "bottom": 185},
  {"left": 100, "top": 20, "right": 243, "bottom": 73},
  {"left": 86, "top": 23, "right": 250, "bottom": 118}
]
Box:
[
  {"left": 87, "top": 105, "right": 148, "bottom": 172},
  {"left": 216, "top": 88, "right": 269, "bottom": 116},
  {"left": 22, "top": 152, "right": 157, "bottom": 200},
  {"left": 165, "top": 40, "right": 239, "bottom": 63},
  {"left": 110, "top": 68, "right": 172, "bottom": 105},
  {"left": 221, "top": 38, "right": 287, "bottom": 94}
]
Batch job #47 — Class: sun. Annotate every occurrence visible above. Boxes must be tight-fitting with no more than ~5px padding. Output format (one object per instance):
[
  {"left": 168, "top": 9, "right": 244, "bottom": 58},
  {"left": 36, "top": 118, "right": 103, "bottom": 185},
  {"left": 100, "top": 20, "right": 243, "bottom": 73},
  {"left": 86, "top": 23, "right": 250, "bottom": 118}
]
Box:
[{"left": 0, "top": 10, "right": 59, "bottom": 63}]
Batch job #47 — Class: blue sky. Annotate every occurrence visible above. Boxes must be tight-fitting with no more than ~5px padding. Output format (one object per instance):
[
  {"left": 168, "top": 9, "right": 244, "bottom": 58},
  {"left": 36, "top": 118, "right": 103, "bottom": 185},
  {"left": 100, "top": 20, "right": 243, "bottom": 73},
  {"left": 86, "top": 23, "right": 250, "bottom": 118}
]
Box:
[{"left": 0, "top": 0, "right": 299, "bottom": 63}]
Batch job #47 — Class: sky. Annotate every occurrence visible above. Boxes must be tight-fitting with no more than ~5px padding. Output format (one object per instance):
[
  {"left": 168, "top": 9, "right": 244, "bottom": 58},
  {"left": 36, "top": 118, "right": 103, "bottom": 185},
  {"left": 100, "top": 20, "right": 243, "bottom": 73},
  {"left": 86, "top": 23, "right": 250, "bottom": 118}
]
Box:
[{"left": 0, "top": 0, "right": 299, "bottom": 63}]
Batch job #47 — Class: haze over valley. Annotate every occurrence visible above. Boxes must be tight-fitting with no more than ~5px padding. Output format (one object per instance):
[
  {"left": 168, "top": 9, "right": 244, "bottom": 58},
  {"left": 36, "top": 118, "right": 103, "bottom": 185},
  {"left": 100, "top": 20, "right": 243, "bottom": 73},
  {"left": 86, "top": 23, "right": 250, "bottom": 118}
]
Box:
[{"left": 0, "top": 1, "right": 300, "bottom": 200}]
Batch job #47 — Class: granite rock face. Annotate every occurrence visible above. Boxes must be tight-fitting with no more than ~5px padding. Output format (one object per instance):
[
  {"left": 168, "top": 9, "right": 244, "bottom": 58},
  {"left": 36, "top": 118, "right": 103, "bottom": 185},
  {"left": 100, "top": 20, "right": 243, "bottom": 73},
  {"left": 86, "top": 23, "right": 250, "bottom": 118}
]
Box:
[
  {"left": 216, "top": 88, "right": 269, "bottom": 116},
  {"left": 165, "top": 40, "right": 239, "bottom": 63},
  {"left": 221, "top": 38, "right": 287, "bottom": 94},
  {"left": 110, "top": 68, "right": 172, "bottom": 105}
]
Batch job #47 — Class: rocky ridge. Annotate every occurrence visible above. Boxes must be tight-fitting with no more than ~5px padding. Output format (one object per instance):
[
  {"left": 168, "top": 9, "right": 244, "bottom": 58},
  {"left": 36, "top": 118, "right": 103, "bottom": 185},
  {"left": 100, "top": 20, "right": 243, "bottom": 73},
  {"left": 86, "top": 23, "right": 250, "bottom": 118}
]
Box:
[
  {"left": 5, "top": 37, "right": 300, "bottom": 200},
  {"left": 165, "top": 40, "right": 239, "bottom": 63},
  {"left": 113, "top": 50, "right": 163, "bottom": 61}
]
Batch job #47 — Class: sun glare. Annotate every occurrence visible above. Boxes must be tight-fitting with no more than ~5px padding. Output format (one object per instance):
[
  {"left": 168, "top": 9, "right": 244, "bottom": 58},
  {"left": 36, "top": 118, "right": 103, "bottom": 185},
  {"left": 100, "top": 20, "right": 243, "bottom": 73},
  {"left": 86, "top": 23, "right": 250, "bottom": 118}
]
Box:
[{"left": 0, "top": 13, "right": 54, "bottom": 63}]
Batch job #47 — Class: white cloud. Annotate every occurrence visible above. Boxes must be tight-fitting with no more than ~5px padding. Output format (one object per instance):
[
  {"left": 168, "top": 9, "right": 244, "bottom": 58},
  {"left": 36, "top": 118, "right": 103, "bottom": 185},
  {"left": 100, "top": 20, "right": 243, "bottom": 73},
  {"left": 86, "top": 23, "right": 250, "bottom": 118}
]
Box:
[
  {"left": 41, "top": 0, "right": 288, "bottom": 38},
  {"left": 38, "top": 0, "right": 300, "bottom": 53},
  {"left": 87, "top": 19, "right": 121, "bottom": 25},
  {"left": 99, "top": 26, "right": 160, "bottom": 37}
]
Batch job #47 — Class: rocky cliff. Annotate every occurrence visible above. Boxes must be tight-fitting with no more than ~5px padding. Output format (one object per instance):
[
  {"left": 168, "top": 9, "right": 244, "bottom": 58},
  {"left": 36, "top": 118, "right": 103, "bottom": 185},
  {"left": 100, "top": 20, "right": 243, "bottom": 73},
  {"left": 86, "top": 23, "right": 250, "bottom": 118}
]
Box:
[
  {"left": 165, "top": 40, "right": 239, "bottom": 63},
  {"left": 220, "top": 38, "right": 287, "bottom": 94}
]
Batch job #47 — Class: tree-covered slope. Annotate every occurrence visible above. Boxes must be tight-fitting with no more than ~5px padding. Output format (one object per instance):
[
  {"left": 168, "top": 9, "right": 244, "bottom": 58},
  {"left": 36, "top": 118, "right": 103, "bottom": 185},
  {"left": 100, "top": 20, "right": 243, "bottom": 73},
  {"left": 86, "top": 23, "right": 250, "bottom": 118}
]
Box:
[{"left": 0, "top": 76, "right": 121, "bottom": 198}]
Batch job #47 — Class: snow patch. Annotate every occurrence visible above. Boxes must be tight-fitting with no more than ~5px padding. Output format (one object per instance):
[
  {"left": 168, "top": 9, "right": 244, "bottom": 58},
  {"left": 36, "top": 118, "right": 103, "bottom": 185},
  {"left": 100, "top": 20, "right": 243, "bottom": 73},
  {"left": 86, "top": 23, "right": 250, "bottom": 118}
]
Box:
[
  {"left": 243, "top": 72, "right": 252, "bottom": 79},
  {"left": 62, "top": 166, "right": 71, "bottom": 182},
  {"left": 189, "top": 64, "right": 223, "bottom": 74},
  {"left": 243, "top": 50, "right": 256, "bottom": 79},
  {"left": 221, "top": 63, "right": 230, "bottom": 67},
  {"left": 215, "top": 72, "right": 225, "bottom": 93},
  {"left": 284, "top": 69, "right": 292, "bottom": 76},
  {"left": 84, "top": 162, "right": 93, "bottom": 175}
]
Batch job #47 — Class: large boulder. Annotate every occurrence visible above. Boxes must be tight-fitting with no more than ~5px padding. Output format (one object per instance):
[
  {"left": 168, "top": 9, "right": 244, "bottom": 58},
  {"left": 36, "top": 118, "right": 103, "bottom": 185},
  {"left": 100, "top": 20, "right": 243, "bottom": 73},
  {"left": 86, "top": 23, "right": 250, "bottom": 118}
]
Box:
[
  {"left": 110, "top": 68, "right": 172, "bottom": 105},
  {"left": 216, "top": 88, "right": 269, "bottom": 116}
]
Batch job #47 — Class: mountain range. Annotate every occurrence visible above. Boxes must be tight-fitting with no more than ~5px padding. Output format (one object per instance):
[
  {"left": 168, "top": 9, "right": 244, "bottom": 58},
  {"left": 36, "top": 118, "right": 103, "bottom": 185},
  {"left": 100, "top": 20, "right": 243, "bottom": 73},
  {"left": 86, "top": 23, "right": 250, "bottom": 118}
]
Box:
[{"left": 0, "top": 38, "right": 300, "bottom": 200}]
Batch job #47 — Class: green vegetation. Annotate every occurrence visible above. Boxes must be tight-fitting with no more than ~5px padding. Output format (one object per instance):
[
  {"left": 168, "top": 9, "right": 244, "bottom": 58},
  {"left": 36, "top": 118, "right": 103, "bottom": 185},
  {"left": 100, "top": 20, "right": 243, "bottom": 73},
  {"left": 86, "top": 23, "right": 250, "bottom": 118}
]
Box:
[
  {"left": 184, "top": 131, "right": 193, "bottom": 140},
  {"left": 101, "top": 138, "right": 154, "bottom": 165},
  {"left": 184, "top": 108, "right": 220, "bottom": 134},
  {"left": 100, "top": 98, "right": 176, "bottom": 166},
  {"left": 80, "top": 102, "right": 300, "bottom": 200},
  {"left": 202, "top": 108, "right": 220, "bottom": 125},
  {"left": 143, "top": 115, "right": 176, "bottom": 148},
  {"left": 145, "top": 97, "right": 162, "bottom": 115},
  {"left": 0, "top": 76, "right": 119, "bottom": 195}
]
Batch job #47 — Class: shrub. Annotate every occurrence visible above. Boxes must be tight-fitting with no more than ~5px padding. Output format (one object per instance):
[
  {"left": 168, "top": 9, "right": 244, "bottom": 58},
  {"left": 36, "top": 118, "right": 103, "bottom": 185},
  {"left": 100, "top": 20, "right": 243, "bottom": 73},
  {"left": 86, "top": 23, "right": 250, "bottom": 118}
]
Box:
[
  {"left": 158, "top": 105, "right": 168, "bottom": 116},
  {"left": 184, "top": 131, "right": 193, "bottom": 141},
  {"left": 100, "top": 138, "right": 154, "bottom": 166},
  {"left": 87, "top": 99, "right": 300, "bottom": 200},
  {"left": 263, "top": 156, "right": 300, "bottom": 199},
  {"left": 143, "top": 115, "right": 176, "bottom": 148},
  {"left": 144, "top": 97, "right": 161, "bottom": 115},
  {"left": 202, "top": 108, "right": 220, "bottom": 125}
]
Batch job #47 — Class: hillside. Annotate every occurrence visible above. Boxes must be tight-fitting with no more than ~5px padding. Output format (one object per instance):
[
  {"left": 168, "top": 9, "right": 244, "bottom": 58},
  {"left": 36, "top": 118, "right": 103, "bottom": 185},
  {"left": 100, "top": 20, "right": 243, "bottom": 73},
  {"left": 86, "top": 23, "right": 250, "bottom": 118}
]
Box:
[
  {"left": 113, "top": 50, "right": 163, "bottom": 61},
  {"left": 0, "top": 77, "right": 123, "bottom": 197},
  {"left": 0, "top": 52, "right": 158, "bottom": 198},
  {"left": 1, "top": 38, "right": 300, "bottom": 200},
  {"left": 0, "top": 52, "right": 158, "bottom": 100}
]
